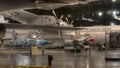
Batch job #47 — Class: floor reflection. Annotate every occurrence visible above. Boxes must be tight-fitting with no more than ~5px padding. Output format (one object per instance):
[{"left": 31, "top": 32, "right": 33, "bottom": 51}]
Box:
[{"left": 0, "top": 49, "right": 120, "bottom": 68}]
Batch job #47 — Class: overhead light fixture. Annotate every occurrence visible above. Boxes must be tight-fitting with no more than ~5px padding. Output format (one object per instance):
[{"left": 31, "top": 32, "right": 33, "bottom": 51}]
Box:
[
  {"left": 98, "top": 12, "right": 103, "bottom": 16},
  {"left": 112, "top": 10, "right": 119, "bottom": 16},
  {"left": 112, "top": 0, "right": 116, "bottom": 2},
  {"left": 32, "top": 35, "right": 37, "bottom": 38},
  {"left": 110, "top": 22, "right": 115, "bottom": 26},
  {"left": 113, "top": 11, "right": 117, "bottom": 15}
]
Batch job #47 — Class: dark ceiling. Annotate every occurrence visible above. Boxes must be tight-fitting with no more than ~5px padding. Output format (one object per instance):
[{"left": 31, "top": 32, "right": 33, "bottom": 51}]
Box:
[{"left": 26, "top": 0, "right": 120, "bottom": 27}]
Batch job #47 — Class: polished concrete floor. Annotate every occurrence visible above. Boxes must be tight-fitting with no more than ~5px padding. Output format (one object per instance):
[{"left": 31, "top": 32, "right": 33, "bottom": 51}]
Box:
[{"left": 0, "top": 48, "right": 120, "bottom": 68}]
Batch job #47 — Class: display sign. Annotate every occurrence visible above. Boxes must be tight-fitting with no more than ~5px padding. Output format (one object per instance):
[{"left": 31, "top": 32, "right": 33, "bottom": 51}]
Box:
[{"left": 31, "top": 46, "right": 39, "bottom": 55}]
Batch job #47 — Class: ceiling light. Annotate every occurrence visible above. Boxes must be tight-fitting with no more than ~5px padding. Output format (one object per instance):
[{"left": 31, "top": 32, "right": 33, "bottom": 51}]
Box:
[
  {"left": 113, "top": 11, "right": 117, "bottom": 15},
  {"left": 112, "top": 0, "right": 116, "bottom": 2},
  {"left": 98, "top": 12, "right": 103, "bottom": 16},
  {"left": 110, "top": 22, "right": 115, "bottom": 26},
  {"left": 32, "top": 35, "right": 37, "bottom": 38}
]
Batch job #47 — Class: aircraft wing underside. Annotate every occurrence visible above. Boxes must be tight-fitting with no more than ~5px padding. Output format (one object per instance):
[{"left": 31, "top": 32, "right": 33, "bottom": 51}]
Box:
[
  {"left": 3, "top": 24, "right": 84, "bottom": 30},
  {"left": 0, "top": 0, "right": 98, "bottom": 11}
]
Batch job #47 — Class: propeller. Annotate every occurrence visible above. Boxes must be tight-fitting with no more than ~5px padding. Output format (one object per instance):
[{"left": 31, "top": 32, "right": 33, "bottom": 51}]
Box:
[
  {"left": 52, "top": 10, "right": 63, "bottom": 38},
  {"left": 52, "top": 10, "right": 58, "bottom": 19},
  {"left": 71, "top": 20, "right": 74, "bottom": 24},
  {"left": 65, "top": 17, "right": 69, "bottom": 24},
  {"left": 60, "top": 14, "right": 64, "bottom": 20},
  {"left": 52, "top": 9, "right": 65, "bottom": 26},
  {"left": 65, "top": 17, "right": 74, "bottom": 25},
  {"left": 52, "top": 10, "right": 74, "bottom": 26}
]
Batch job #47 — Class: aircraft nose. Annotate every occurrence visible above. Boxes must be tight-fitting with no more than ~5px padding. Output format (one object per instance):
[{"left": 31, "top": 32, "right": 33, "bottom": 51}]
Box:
[{"left": 88, "top": 38, "right": 95, "bottom": 42}]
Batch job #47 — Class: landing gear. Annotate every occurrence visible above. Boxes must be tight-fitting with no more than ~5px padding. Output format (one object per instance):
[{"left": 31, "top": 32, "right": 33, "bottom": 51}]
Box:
[{"left": 71, "top": 49, "right": 81, "bottom": 53}]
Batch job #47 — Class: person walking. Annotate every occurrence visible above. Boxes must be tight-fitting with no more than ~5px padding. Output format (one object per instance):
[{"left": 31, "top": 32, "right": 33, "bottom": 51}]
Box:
[{"left": 48, "top": 55, "right": 53, "bottom": 68}]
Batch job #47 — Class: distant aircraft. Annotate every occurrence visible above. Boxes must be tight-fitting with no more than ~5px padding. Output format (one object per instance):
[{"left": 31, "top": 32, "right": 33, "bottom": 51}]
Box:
[
  {"left": 8, "top": 38, "right": 53, "bottom": 48},
  {"left": 64, "top": 24, "right": 119, "bottom": 51},
  {"left": 78, "top": 25, "right": 120, "bottom": 44},
  {"left": 0, "top": 23, "right": 83, "bottom": 48},
  {"left": 4, "top": 30, "right": 53, "bottom": 48}
]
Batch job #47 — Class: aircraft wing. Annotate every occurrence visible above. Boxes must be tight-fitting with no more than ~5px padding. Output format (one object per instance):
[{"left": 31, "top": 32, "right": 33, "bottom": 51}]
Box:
[
  {"left": 0, "top": 0, "right": 67, "bottom": 11},
  {"left": 0, "top": 0, "right": 98, "bottom": 12},
  {"left": 2, "top": 23, "right": 84, "bottom": 30},
  {"left": 0, "top": 38, "right": 12, "bottom": 40},
  {"left": 0, "top": 0, "right": 72, "bottom": 11},
  {"left": 1, "top": 10, "right": 38, "bottom": 24}
]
